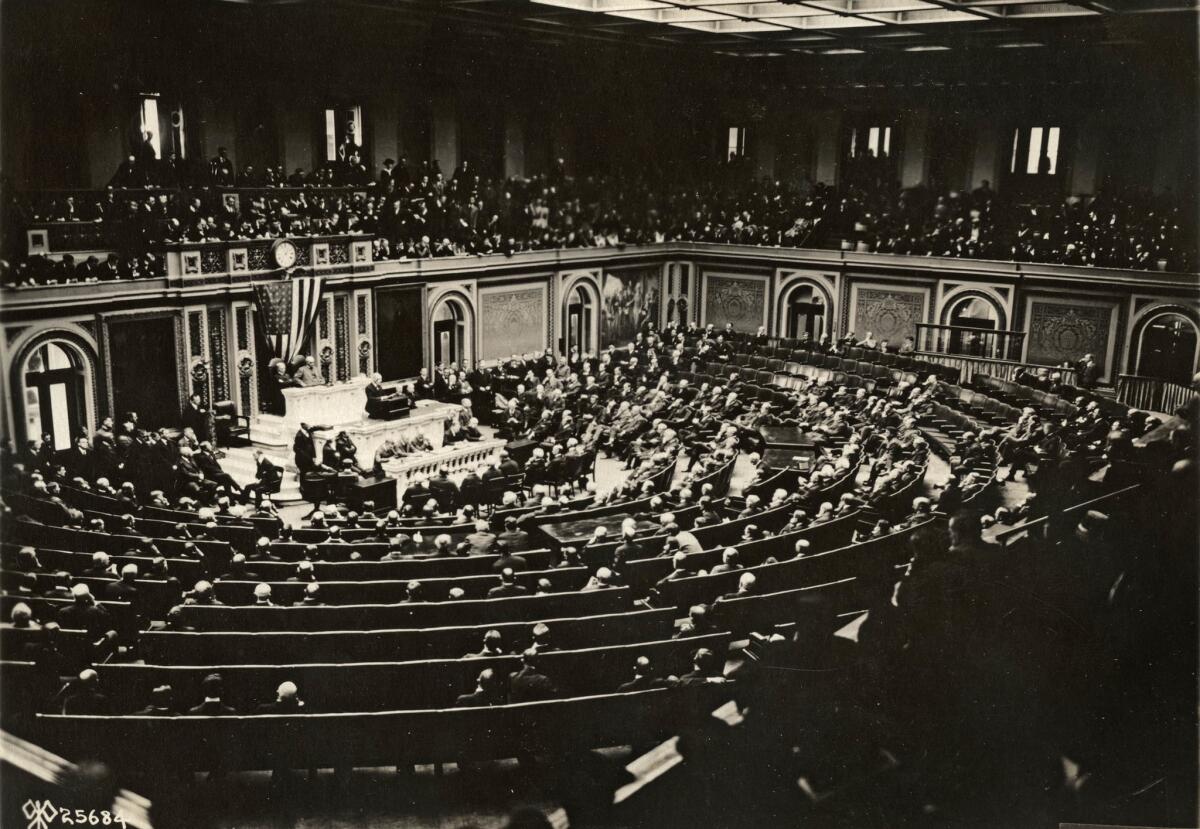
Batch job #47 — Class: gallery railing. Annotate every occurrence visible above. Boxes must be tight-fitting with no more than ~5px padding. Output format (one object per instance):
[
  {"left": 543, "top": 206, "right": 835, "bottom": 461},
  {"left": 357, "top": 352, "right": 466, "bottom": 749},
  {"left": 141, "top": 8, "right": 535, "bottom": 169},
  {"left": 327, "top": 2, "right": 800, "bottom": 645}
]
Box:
[
  {"left": 1116, "top": 373, "right": 1198, "bottom": 415},
  {"left": 915, "top": 322, "right": 1027, "bottom": 362},
  {"left": 913, "top": 350, "right": 1079, "bottom": 387}
]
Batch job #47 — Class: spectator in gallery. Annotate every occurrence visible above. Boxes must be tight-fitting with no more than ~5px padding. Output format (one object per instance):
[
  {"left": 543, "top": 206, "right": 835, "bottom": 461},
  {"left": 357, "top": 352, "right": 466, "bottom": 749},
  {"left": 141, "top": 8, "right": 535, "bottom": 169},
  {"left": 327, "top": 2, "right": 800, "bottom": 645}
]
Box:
[{"left": 210, "top": 147, "right": 235, "bottom": 186}]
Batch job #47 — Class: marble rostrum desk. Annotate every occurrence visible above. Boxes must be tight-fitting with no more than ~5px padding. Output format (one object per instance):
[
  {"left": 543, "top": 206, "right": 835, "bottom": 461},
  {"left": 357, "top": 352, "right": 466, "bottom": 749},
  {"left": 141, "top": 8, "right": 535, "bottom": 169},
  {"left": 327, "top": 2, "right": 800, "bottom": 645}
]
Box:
[
  {"left": 256, "top": 379, "right": 506, "bottom": 493},
  {"left": 279, "top": 377, "right": 374, "bottom": 432}
]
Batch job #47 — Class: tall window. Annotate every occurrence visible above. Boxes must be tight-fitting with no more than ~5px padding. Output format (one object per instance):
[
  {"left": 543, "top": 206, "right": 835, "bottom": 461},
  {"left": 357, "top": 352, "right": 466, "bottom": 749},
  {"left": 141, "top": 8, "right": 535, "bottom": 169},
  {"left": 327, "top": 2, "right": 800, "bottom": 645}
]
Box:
[
  {"left": 847, "top": 125, "right": 892, "bottom": 158},
  {"left": 1011, "top": 126, "right": 1061, "bottom": 175},
  {"left": 139, "top": 95, "right": 161, "bottom": 158},
  {"left": 326, "top": 106, "right": 363, "bottom": 161},
  {"left": 727, "top": 127, "right": 747, "bottom": 160}
]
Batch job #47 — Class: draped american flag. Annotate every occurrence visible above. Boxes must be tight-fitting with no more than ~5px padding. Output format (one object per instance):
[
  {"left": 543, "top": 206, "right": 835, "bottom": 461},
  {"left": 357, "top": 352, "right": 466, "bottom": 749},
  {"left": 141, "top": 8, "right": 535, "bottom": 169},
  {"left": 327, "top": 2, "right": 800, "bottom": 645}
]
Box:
[{"left": 253, "top": 274, "right": 325, "bottom": 363}]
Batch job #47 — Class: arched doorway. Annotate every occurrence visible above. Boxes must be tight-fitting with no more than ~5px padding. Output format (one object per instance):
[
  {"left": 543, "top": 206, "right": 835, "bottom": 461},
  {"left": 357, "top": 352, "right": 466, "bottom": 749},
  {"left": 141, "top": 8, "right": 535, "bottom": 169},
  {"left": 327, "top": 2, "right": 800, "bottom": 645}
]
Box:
[
  {"left": 946, "top": 295, "right": 1000, "bottom": 357},
  {"left": 785, "top": 284, "right": 826, "bottom": 340},
  {"left": 22, "top": 341, "right": 88, "bottom": 451},
  {"left": 565, "top": 283, "right": 596, "bottom": 356},
  {"left": 1136, "top": 312, "right": 1198, "bottom": 385},
  {"left": 432, "top": 298, "right": 468, "bottom": 368}
]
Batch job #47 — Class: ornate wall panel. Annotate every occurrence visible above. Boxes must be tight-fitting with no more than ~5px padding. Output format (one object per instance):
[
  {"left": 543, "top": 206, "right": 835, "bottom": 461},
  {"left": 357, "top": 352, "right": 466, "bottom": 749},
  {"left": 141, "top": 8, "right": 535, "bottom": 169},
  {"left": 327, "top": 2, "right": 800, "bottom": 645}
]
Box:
[
  {"left": 353, "top": 289, "right": 374, "bottom": 377},
  {"left": 702, "top": 273, "right": 769, "bottom": 334},
  {"left": 1025, "top": 296, "right": 1119, "bottom": 377},
  {"left": 334, "top": 295, "right": 350, "bottom": 382},
  {"left": 479, "top": 285, "right": 547, "bottom": 360},
  {"left": 207, "top": 306, "right": 229, "bottom": 403},
  {"left": 233, "top": 304, "right": 256, "bottom": 416},
  {"left": 314, "top": 296, "right": 334, "bottom": 384},
  {"left": 184, "top": 307, "right": 210, "bottom": 404},
  {"left": 849, "top": 284, "right": 929, "bottom": 345}
]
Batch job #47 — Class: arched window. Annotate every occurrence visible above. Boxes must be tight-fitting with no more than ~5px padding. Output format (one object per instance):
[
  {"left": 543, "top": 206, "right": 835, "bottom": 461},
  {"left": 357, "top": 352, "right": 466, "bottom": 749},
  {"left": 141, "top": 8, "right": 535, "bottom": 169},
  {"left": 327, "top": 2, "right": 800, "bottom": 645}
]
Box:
[
  {"left": 22, "top": 341, "right": 87, "bottom": 451},
  {"left": 432, "top": 298, "right": 468, "bottom": 369},
  {"left": 565, "top": 283, "right": 596, "bottom": 357},
  {"left": 1136, "top": 312, "right": 1199, "bottom": 385}
]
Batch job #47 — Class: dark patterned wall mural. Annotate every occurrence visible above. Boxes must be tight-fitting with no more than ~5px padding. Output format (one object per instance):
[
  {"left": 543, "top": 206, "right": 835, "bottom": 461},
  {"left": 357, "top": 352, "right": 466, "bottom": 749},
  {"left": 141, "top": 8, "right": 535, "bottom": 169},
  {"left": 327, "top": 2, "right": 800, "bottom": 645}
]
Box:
[
  {"left": 602, "top": 267, "right": 661, "bottom": 347},
  {"left": 852, "top": 286, "right": 926, "bottom": 344},
  {"left": 480, "top": 287, "right": 545, "bottom": 360},
  {"left": 1026, "top": 299, "right": 1115, "bottom": 373},
  {"left": 704, "top": 274, "right": 767, "bottom": 333}
]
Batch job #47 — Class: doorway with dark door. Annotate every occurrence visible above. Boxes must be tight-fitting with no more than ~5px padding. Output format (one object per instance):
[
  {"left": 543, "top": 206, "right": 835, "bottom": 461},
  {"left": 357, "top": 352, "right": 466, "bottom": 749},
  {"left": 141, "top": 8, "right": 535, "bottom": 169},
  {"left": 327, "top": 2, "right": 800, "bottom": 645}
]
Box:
[
  {"left": 786, "top": 285, "right": 825, "bottom": 341},
  {"left": 947, "top": 297, "right": 1000, "bottom": 357},
  {"left": 566, "top": 284, "right": 595, "bottom": 357},
  {"left": 431, "top": 299, "right": 466, "bottom": 368},
  {"left": 1136, "top": 313, "right": 1198, "bottom": 385},
  {"left": 375, "top": 286, "right": 425, "bottom": 381}
]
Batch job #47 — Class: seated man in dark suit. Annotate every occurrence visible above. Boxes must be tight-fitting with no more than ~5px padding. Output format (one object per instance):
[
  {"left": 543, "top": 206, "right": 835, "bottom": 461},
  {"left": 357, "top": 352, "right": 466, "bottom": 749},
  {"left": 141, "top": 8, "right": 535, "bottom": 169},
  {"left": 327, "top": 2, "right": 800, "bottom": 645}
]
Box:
[
  {"left": 254, "top": 681, "right": 305, "bottom": 714},
  {"left": 618, "top": 656, "right": 666, "bottom": 691},
  {"left": 508, "top": 649, "right": 558, "bottom": 702},
  {"left": 455, "top": 668, "right": 505, "bottom": 707},
  {"left": 137, "top": 684, "right": 177, "bottom": 716},
  {"left": 188, "top": 673, "right": 238, "bottom": 715},
  {"left": 254, "top": 449, "right": 284, "bottom": 493},
  {"left": 498, "top": 450, "right": 522, "bottom": 477},
  {"left": 487, "top": 567, "right": 529, "bottom": 598},
  {"left": 491, "top": 540, "right": 528, "bottom": 572},
  {"left": 466, "top": 519, "right": 497, "bottom": 555},
  {"left": 496, "top": 516, "right": 532, "bottom": 552},
  {"left": 62, "top": 669, "right": 110, "bottom": 715},
  {"left": 56, "top": 584, "right": 114, "bottom": 637},
  {"left": 428, "top": 466, "right": 459, "bottom": 510},
  {"left": 102, "top": 563, "right": 141, "bottom": 603},
  {"left": 678, "top": 647, "right": 727, "bottom": 685}
]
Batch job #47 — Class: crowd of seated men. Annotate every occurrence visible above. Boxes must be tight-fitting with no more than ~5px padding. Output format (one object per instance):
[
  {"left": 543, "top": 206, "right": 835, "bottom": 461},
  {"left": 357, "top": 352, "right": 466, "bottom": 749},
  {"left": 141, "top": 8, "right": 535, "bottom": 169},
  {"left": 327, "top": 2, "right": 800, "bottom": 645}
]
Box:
[
  {"left": 2, "top": 317, "right": 1195, "bottom": 821},
  {"left": 4, "top": 149, "right": 1193, "bottom": 287}
]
